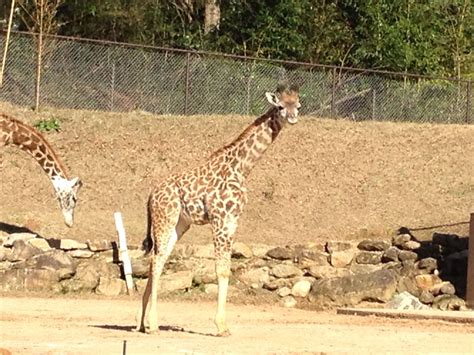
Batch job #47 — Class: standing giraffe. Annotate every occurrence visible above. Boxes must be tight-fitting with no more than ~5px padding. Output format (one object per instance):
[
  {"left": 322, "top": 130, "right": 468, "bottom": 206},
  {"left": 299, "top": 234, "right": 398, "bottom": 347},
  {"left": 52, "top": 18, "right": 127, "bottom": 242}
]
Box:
[
  {"left": 137, "top": 84, "right": 301, "bottom": 336},
  {"left": 0, "top": 113, "right": 82, "bottom": 227}
]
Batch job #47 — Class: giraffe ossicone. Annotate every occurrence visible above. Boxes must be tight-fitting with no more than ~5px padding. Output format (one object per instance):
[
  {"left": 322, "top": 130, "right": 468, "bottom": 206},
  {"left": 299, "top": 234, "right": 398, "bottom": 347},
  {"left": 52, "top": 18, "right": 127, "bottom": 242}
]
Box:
[
  {"left": 0, "top": 113, "right": 82, "bottom": 227},
  {"left": 137, "top": 83, "right": 301, "bottom": 336}
]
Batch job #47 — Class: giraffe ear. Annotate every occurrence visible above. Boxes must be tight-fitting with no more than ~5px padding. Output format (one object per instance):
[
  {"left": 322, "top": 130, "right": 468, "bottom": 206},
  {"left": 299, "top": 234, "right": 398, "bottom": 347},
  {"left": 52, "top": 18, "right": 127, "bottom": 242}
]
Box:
[
  {"left": 265, "top": 92, "right": 280, "bottom": 107},
  {"left": 71, "top": 177, "right": 82, "bottom": 189}
]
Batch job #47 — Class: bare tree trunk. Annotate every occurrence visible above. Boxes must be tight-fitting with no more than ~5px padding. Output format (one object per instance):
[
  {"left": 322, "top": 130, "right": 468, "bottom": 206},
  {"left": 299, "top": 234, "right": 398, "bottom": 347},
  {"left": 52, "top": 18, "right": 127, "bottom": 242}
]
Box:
[
  {"left": 204, "top": 0, "right": 220, "bottom": 34},
  {"left": 0, "top": 0, "right": 16, "bottom": 87},
  {"left": 35, "top": 0, "right": 43, "bottom": 112}
]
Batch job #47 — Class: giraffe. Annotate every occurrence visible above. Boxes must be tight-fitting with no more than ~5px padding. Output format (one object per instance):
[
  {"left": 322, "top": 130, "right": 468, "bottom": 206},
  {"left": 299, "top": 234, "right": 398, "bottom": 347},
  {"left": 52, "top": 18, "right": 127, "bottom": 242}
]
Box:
[
  {"left": 136, "top": 83, "right": 301, "bottom": 336},
  {"left": 0, "top": 113, "right": 82, "bottom": 227}
]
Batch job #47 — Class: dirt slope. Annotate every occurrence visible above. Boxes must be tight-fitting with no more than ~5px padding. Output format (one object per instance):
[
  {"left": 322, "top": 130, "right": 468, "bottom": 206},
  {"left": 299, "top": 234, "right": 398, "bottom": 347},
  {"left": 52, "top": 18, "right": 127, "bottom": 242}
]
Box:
[{"left": 0, "top": 101, "right": 472, "bottom": 246}]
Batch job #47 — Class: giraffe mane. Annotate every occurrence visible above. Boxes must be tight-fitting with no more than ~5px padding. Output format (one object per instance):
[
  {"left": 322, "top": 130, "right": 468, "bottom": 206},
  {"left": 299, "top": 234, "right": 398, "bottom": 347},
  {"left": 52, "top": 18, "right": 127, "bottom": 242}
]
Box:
[
  {"left": 1, "top": 113, "right": 70, "bottom": 179},
  {"left": 210, "top": 107, "right": 277, "bottom": 158}
]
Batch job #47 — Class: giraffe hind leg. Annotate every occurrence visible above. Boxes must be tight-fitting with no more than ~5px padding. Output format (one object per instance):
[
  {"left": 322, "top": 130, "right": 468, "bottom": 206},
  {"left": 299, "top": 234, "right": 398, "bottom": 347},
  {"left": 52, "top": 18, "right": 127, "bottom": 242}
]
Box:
[{"left": 141, "top": 214, "right": 180, "bottom": 334}]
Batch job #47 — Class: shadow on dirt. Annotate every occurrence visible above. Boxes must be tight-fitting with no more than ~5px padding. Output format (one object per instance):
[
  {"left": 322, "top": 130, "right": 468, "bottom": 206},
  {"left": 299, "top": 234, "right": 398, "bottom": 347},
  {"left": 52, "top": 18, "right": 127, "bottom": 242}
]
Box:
[
  {"left": 0, "top": 222, "right": 40, "bottom": 236},
  {"left": 91, "top": 324, "right": 216, "bottom": 337}
]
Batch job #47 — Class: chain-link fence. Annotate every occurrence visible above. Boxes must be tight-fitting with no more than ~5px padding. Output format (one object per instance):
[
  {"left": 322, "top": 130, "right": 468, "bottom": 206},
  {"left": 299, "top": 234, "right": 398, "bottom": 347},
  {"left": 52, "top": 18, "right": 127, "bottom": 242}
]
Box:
[{"left": 1, "top": 31, "right": 472, "bottom": 123}]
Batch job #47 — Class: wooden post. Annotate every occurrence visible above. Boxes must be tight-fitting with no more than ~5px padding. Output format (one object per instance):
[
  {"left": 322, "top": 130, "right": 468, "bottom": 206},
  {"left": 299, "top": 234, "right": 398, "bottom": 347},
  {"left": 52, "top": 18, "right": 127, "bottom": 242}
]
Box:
[
  {"left": 0, "top": 0, "right": 16, "bottom": 87},
  {"left": 114, "top": 212, "right": 135, "bottom": 295},
  {"left": 466, "top": 81, "right": 472, "bottom": 124},
  {"left": 184, "top": 52, "right": 191, "bottom": 115},
  {"left": 467, "top": 212, "right": 474, "bottom": 308},
  {"left": 330, "top": 67, "right": 337, "bottom": 118}
]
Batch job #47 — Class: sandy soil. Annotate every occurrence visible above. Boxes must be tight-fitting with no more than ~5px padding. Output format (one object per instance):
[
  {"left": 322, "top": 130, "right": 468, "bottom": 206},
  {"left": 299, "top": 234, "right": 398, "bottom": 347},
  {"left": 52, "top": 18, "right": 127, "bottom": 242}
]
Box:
[
  {"left": 1, "top": 295, "right": 473, "bottom": 354},
  {"left": 0, "top": 101, "right": 472, "bottom": 247}
]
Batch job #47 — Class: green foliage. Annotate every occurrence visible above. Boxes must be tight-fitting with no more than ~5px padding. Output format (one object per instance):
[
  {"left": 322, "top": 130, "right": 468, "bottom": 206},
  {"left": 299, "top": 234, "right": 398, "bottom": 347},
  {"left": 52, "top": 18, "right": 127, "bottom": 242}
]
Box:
[
  {"left": 33, "top": 118, "right": 61, "bottom": 132},
  {"left": 36, "top": 0, "right": 470, "bottom": 77}
]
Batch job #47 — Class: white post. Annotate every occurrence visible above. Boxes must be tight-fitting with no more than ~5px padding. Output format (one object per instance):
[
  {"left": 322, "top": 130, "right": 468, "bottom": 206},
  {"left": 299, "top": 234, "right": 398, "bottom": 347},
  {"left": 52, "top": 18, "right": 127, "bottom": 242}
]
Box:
[{"left": 114, "top": 212, "right": 135, "bottom": 295}]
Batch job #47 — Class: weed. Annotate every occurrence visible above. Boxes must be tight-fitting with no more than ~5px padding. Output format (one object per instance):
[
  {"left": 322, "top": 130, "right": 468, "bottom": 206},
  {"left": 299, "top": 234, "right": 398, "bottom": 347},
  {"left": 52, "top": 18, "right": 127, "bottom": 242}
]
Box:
[{"left": 34, "top": 118, "right": 61, "bottom": 132}]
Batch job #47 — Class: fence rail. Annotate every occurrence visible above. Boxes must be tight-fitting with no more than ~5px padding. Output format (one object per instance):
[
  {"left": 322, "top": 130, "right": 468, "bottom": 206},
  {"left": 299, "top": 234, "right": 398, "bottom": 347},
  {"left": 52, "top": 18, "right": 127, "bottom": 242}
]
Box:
[{"left": 1, "top": 31, "right": 472, "bottom": 124}]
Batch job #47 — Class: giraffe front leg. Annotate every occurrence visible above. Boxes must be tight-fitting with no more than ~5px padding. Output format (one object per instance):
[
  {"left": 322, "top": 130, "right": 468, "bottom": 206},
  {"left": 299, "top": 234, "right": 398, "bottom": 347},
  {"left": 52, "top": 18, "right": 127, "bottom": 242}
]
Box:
[{"left": 215, "top": 255, "right": 232, "bottom": 337}]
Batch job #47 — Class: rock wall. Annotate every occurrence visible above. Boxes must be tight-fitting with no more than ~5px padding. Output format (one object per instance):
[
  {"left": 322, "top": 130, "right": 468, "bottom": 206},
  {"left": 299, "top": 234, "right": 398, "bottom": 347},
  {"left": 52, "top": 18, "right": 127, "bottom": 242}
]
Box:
[{"left": 0, "top": 231, "right": 469, "bottom": 311}]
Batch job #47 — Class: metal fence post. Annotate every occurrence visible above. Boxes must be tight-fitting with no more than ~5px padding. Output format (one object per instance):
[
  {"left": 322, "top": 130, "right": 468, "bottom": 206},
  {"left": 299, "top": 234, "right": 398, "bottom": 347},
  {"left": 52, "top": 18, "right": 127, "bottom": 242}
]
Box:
[
  {"left": 331, "top": 67, "right": 337, "bottom": 118},
  {"left": 466, "top": 80, "right": 472, "bottom": 124},
  {"left": 184, "top": 52, "right": 190, "bottom": 115}
]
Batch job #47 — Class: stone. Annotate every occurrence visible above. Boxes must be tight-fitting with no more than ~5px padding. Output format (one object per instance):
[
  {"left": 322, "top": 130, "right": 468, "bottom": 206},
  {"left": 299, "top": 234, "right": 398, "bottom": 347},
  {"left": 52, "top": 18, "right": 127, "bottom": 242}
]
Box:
[
  {"left": 329, "top": 251, "right": 353, "bottom": 268},
  {"left": 130, "top": 257, "right": 149, "bottom": 278},
  {"left": 308, "top": 269, "right": 399, "bottom": 307},
  {"left": 295, "top": 247, "right": 329, "bottom": 266},
  {"left": 0, "top": 268, "right": 59, "bottom": 292},
  {"left": 326, "top": 241, "right": 352, "bottom": 253},
  {"left": 251, "top": 244, "right": 273, "bottom": 258},
  {"left": 232, "top": 242, "right": 253, "bottom": 259},
  {"left": 95, "top": 277, "right": 125, "bottom": 296},
  {"left": 355, "top": 251, "right": 382, "bottom": 265},
  {"left": 398, "top": 250, "right": 418, "bottom": 262},
  {"left": 414, "top": 274, "right": 443, "bottom": 291},
  {"left": 291, "top": 280, "right": 312, "bottom": 298},
  {"left": 68, "top": 250, "right": 94, "bottom": 258},
  {"left": 392, "top": 234, "right": 411, "bottom": 247},
  {"left": 397, "top": 276, "right": 421, "bottom": 297},
  {"left": 86, "top": 240, "right": 113, "bottom": 252},
  {"left": 8, "top": 240, "right": 43, "bottom": 262},
  {"left": 277, "top": 287, "right": 292, "bottom": 297},
  {"left": 307, "top": 265, "right": 351, "bottom": 279},
  {"left": 3, "top": 233, "right": 37, "bottom": 247},
  {"left": 0, "top": 247, "right": 11, "bottom": 262},
  {"left": 271, "top": 264, "right": 303, "bottom": 278},
  {"left": 385, "top": 291, "right": 430, "bottom": 310},
  {"left": 263, "top": 278, "right": 290, "bottom": 291},
  {"left": 280, "top": 296, "right": 297, "bottom": 308},
  {"left": 417, "top": 257, "right": 438, "bottom": 273},
  {"left": 440, "top": 282, "right": 456, "bottom": 295},
  {"left": 61, "top": 261, "right": 102, "bottom": 292},
  {"left": 204, "top": 283, "right": 218, "bottom": 294},
  {"left": 28, "top": 238, "right": 52, "bottom": 252},
  {"left": 266, "top": 247, "right": 294, "bottom": 260},
  {"left": 382, "top": 247, "right": 400, "bottom": 263},
  {"left": 192, "top": 259, "right": 217, "bottom": 284},
  {"left": 59, "top": 239, "right": 88, "bottom": 250},
  {"left": 193, "top": 245, "right": 215, "bottom": 259},
  {"left": 238, "top": 267, "right": 270, "bottom": 288},
  {"left": 401, "top": 241, "right": 421, "bottom": 251},
  {"left": 432, "top": 294, "right": 467, "bottom": 311},
  {"left": 357, "top": 240, "right": 390, "bottom": 252},
  {"left": 419, "top": 290, "right": 434, "bottom": 304},
  {"left": 160, "top": 270, "right": 193, "bottom": 293},
  {"left": 350, "top": 264, "right": 381, "bottom": 275},
  {"left": 171, "top": 244, "right": 194, "bottom": 259}
]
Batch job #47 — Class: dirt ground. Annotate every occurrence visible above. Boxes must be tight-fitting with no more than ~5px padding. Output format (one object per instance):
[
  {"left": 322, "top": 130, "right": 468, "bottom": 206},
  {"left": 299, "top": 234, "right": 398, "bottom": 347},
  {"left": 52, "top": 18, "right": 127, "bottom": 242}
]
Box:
[
  {"left": 1, "top": 294, "right": 473, "bottom": 354},
  {"left": 0, "top": 101, "right": 473, "bottom": 247}
]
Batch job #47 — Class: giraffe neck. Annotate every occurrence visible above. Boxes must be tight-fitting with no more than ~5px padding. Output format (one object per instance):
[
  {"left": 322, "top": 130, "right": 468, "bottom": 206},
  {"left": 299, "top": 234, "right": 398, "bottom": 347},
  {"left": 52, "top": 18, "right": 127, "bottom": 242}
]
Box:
[
  {"left": 1, "top": 114, "right": 70, "bottom": 188},
  {"left": 213, "top": 107, "right": 282, "bottom": 178}
]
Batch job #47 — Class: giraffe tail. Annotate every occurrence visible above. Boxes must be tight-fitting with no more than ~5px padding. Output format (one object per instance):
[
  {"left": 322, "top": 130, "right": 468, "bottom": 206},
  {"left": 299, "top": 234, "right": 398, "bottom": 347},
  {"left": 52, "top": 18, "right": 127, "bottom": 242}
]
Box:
[{"left": 142, "top": 196, "right": 154, "bottom": 255}]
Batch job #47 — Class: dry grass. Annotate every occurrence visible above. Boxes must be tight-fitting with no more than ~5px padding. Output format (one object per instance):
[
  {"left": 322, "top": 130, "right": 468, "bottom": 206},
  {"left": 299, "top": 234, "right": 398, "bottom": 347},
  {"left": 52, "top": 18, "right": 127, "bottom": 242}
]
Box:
[{"left": 0, "top": 100, "right": 472, "bottom": 246}]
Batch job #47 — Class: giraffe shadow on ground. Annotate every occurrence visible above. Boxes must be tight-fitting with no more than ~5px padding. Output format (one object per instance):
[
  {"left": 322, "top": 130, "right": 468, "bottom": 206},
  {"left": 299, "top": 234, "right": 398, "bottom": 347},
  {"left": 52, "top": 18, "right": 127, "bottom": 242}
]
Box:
[
  {"left": 0, "top": 222, "right": 41, "bottom": 236},
  {"left": 91, "top": 324, "right": 216, "bottom": 337}
]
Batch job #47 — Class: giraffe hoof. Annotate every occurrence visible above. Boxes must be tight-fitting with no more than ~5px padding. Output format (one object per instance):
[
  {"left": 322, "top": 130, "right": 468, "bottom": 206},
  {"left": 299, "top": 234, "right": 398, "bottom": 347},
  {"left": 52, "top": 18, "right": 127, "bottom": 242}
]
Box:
[
  {"left": 145, "top": 328, "right": 160, "bottom": 335},
  {"left": 133, "top": 326, "right": 145, "bottom": 333},
  {"left": 216, "top": 330, "right": 231, "bottom": 337}
]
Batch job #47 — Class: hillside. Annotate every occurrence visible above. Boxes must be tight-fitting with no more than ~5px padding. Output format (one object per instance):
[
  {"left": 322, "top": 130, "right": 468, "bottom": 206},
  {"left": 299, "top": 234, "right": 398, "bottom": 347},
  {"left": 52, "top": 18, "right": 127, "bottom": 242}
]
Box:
[{"left": 1, "top": 101, "right": 472, "bottom": 246}]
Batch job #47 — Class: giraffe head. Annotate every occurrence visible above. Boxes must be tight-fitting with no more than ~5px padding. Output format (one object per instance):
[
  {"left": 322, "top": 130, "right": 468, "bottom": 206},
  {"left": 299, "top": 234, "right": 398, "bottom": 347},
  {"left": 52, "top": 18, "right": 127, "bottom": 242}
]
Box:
[
  {"left": 265, "top": 84, "right": 301, "bottom": 124},
  {"left": 52, "top": 176, "right": 82, "bottom": 227}
]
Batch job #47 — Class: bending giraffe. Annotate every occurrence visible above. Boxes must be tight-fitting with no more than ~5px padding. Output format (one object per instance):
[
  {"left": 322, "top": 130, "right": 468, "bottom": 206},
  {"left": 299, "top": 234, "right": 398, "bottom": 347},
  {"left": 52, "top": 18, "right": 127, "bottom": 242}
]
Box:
[
  {"left": 0, "top": 113, "right": 82, "bottom": 227},
  {"left": 137, "top": 84, "right": 301, "bottom": 336}
]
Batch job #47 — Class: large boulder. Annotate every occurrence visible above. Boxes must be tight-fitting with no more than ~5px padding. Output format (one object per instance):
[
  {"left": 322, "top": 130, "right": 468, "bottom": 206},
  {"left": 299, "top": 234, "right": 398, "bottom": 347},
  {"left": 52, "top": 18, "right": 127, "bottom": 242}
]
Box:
[
  {"left": 0, "top": 268, "right": 60, "bottom": 291},
  {"left": 238, "top": 267, "right": 270, "bottom": 288},
  {"left": 308, "top": 269, "right": 399, "bottom": 307},
  {"left": 27, "top": 249, "right": 77, "bottom": 280}
]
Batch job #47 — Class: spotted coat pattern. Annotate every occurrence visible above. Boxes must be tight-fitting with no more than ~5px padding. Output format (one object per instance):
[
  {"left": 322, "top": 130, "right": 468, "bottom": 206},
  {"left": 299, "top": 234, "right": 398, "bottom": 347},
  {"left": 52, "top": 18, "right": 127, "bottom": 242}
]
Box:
[{"left": 137, "top": 85, "right": 301, "bottom": 336}]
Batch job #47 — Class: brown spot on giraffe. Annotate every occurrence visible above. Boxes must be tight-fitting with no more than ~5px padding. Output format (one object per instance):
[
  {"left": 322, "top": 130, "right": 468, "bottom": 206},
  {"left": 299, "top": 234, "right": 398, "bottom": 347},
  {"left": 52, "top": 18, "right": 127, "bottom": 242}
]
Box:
[
  {"left": 136, "top": 84, "right": 301, "bottom": 336},
  {"left": 0, "top": 113, "right": 82, "bottom": 227}
]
